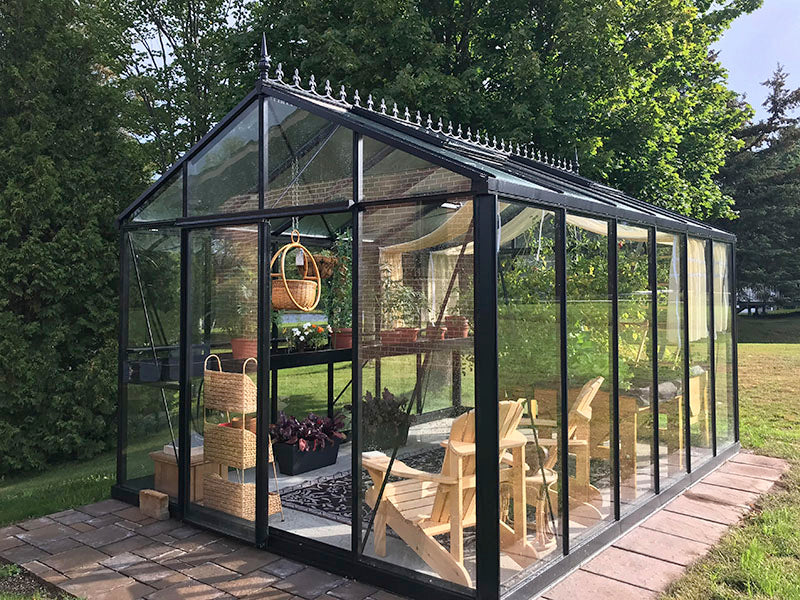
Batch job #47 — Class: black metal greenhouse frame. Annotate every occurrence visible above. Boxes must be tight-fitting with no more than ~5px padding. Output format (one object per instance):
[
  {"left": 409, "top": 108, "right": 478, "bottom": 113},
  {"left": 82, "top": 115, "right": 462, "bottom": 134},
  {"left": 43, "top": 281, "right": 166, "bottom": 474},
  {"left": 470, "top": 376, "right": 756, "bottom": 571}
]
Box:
[{"left": 114, "top": 41, "right": 740, "bottom": 600}]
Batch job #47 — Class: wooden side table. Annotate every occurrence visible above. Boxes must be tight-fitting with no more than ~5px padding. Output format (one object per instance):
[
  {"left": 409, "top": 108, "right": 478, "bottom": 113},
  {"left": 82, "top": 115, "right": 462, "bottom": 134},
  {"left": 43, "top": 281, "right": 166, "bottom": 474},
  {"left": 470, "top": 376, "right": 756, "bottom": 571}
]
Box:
[{"left": 149, "top": 450, "right": 224, "bottom": 502}]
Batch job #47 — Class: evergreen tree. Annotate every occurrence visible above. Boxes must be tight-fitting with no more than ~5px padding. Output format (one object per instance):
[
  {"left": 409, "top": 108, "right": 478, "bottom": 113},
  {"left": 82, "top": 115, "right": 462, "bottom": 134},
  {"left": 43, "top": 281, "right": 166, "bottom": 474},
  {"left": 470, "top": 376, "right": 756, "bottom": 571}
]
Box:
[
  {"left": 0, "top": 0, "right": 148, "bottom": 474},
  {"left": 719, "top": 65, "right": 800, "bottom": 301}
]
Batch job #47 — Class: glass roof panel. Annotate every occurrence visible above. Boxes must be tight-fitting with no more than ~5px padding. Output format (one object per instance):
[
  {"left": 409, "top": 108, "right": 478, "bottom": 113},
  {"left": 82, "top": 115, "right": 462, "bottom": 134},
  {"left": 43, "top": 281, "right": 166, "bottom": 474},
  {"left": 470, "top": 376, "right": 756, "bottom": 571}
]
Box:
[
  {"left": 187, "top": 101, "right": 259, "bottom": 216},
  {"left": 266, "top": 98, "right": 353, "bottom": 209},
  {"left": 362, "top": 136, "right": 471, "bottom": 202},
  {"left": 132, "top": 171, "right": 182, "bottom": 223}
]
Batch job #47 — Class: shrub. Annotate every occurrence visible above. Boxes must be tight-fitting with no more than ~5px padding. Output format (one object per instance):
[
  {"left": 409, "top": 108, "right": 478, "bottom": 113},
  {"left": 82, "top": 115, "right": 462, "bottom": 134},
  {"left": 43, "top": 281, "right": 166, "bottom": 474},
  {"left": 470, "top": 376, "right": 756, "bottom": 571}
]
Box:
[{"left": 0, "top": 0, "right": 147, "bottom": 474}]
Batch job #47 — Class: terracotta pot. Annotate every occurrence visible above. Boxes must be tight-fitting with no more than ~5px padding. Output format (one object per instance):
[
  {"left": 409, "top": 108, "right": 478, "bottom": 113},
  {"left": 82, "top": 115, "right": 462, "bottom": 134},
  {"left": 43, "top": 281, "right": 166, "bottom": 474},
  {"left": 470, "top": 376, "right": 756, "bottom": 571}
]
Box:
[
  {"left": 332, "top": 327, "right": 353, "bottom": 349},
  {"left": 424, "top": 325, "right": 447, "bottom": 340},
  {"left": 444, "top": 316, "right": 469, "bottom": 338},
  {"left": 379, "top": 327, "right": 419, "bottom": 345},
  {"left": 230, "top": 338, "right": 258, "bottom": 359}
]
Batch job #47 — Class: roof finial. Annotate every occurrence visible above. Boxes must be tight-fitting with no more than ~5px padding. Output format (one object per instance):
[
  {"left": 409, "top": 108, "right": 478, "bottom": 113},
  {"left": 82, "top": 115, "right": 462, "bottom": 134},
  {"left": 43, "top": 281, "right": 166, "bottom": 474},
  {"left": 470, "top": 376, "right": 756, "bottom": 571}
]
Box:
[
  {"left": 574, "top": 146, "right": 580, "bottom": 173},
  {"left": 258, "top": 33, "right": 270, "bottom": 83},
  {"left": 354, "top": 90, "right": 361, "bottom": 106}
]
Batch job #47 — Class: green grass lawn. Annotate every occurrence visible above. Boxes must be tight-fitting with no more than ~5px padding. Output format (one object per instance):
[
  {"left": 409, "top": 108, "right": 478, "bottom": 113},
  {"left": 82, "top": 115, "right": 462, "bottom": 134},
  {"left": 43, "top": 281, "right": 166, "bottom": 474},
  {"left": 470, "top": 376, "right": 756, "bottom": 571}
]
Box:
[{"left": 662, "top": 315, "right": 800, "bottom": 599}]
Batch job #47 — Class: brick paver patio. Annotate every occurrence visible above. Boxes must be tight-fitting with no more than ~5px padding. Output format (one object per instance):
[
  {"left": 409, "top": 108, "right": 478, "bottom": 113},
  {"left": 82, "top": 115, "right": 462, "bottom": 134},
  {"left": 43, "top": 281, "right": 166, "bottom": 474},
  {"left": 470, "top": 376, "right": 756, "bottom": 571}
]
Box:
[
  {"left": 0, "top": 451, "right": 787, "bottom": 600},
  {"left": 539, "top": 451, "right": 789, "bottom": 600}
]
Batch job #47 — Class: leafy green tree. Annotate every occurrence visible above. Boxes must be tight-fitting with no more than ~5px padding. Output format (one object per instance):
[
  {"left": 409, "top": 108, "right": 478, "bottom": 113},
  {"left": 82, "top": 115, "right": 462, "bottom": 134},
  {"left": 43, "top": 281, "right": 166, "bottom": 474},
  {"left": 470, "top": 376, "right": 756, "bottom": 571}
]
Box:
[
  {"left": 239, "top": 0, "right": 758, "bottom": 219},
  {"left": 0, "top": 0, "right": 148, "bottom": 474},
  {"left": 718, "top": 65, "right": 800, "bottom": 301},
  {"left": 84, "top": 0, "right": 252, "bottom": 174}
]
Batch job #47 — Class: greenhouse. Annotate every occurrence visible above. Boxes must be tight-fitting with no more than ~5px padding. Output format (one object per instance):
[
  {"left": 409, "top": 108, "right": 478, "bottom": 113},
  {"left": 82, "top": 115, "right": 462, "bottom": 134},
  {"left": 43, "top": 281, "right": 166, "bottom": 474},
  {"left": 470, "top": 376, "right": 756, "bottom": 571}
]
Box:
[{"left": 114, "top": 40, "right": 739, "bottom": 600}]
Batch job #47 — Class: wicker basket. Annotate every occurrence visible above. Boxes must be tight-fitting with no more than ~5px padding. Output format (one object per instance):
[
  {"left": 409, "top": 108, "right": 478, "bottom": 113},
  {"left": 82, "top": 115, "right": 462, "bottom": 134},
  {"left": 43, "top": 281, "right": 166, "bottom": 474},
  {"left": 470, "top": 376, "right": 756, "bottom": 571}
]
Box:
[
  {"left": 313, "top": 255, "right": 337, "bottom": 279},
  {"left": 271, "top": 278, "right": 318, "bottom": 311},
  {"left": 203, "top": 355, "right": 257, "bottom": 414},
  {"left": 270, "top": 230, "right": 321, "bottom": 312},
  {"left": 204, "top": 423, "right": 257, "bottom": 470},
  {"left": 203, "top": 473, "right": 282, "bottom": 521}
]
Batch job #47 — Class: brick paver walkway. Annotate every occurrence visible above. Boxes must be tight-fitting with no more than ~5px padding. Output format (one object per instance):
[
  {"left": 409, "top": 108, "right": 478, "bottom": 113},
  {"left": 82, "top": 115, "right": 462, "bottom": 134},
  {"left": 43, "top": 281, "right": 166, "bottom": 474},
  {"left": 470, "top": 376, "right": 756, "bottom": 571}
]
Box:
[
  {"left": 539, "top": 451, "right": 789, "bottom": 600},
  {"left": 0, "top": 451, "right": 787, "bottom": 600}
]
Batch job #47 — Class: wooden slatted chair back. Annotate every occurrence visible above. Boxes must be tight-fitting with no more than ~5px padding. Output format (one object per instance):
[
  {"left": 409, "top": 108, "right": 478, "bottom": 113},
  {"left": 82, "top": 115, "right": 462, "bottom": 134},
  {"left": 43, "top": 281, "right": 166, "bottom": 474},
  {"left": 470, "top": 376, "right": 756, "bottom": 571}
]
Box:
[
  {"left": 428, "top": 401, "right": 524, "bottom": 525},
  {"left": 566, "top": 376, "right": 604, "bottom": 440}
]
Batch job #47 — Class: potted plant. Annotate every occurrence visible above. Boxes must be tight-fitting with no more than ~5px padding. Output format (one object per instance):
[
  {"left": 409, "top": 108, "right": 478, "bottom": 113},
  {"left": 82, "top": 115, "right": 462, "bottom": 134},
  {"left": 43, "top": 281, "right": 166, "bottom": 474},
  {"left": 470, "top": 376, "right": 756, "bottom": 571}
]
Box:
[
  {"left": 424, "top": 323, "right": 447, "bottom": 340},
  {"left": 378, "top": 265, "right": 425, "bottom": 344},
  {"left": 270, "top": 412, "right": 346, "bottom": 475},
  {"left": 361, "top": 388, "right": 413, "bottom": 451},
  {"left": 325, "top": 231, "right": 353, "bottom": 349},
  {"left": 313, "top": 248, "right": 337, "bottom": 279},
  {"left": 444, "top": 315, "right": 469, "bottom": 338},
  {"left": 286, "top": 322, "right": 330, "bottom": 352},
  {"left": 217, "top": 265, "right": 259, "bottom": 359},
  {"left": 444, "top": 282, "right": 472, "bottom": 338}
]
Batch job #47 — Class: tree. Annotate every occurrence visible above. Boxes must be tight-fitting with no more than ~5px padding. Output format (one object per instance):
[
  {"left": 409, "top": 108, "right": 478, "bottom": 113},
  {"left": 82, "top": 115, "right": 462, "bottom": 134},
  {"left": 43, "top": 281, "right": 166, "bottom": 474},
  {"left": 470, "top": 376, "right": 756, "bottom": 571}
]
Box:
[
  {"left": 236, "top": 0, "right": 759, "bottom": 219},
  {"left": 88, "top": 0, "right": 758, "bottom": 218},
  {"left": 84, "top": 0, "right": 253, "bottom": 174},
  {"left": 718, "top": 65, "right": 800, "bottom": 301},
  {"left": 0, "top": 0, "right": 148, "bottom": 474}
]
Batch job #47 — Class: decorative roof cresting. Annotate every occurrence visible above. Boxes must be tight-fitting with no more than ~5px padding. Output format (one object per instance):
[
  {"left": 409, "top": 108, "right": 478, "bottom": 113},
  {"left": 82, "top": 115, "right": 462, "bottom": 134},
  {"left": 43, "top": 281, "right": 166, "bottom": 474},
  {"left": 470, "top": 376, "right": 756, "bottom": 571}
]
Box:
[{"left": 257, "top": 34, "right": 576, "bottom": 173}]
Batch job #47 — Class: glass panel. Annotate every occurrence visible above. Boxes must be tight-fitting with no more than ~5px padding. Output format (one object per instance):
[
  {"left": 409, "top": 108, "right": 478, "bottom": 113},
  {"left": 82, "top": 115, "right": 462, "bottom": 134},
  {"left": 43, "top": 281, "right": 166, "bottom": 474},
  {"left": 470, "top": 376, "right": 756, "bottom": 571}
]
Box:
[
  {"left": 265, "top": 98, "right": 353, "bottom": 209},
  {"left": 358, "top": 198, "right": 476, "bottom": 588},
  {"left": 363, "top": 136, "right": 471, "bottom": 202},
  {"left": 564, "top": 214, "right": 613, "bottom": 543},
  {"left": 188, "top": 102, "right": 259, "bottom": 215},
  {"left": 688, "top": 238, "right": 713, "bottom": 464},
  {"left": 123, "top": 229, "right": 181, "bottom": 495},
  {"left": 656, "top": 233, "right": 686, "bottom": 480},
  {"left": 187, "top": 226, "right": 258, "bottom": 528},
  {"left": 617, "top": 224, "right": 655, "bottom": 512},
  {"left": 133, "top": 172, "right": 183, "bottom": 222},
  {"left": 713, "top": 242, "right": 735, "bottom": 447},
  {"left": 497, "top": 203, "right": 562, "bottom": 591},
  {"left": 267, "top": 214, "right": 354, "bottom": 551}
]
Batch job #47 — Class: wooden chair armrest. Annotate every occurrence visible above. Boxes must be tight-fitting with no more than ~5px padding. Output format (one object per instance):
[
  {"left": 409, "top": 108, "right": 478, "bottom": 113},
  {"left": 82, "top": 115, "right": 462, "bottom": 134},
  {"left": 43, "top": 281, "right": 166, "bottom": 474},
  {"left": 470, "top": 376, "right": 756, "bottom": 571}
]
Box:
[
  {"left": 362, "top": 452, "right": 454, "bottom": 484},
  {"left": 447, "top": 440, "right": 476, "bottom": 456},
  {"left": 499, "top": 430, "right": 528, "bottom": 449}
]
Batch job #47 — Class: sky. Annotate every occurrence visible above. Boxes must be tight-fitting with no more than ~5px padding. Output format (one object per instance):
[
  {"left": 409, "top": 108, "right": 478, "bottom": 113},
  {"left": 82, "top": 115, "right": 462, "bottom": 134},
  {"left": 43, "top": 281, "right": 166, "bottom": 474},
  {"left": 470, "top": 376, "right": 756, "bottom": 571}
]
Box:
[{"left": 714, "top": 0, "right": 800, "bottom": 121}]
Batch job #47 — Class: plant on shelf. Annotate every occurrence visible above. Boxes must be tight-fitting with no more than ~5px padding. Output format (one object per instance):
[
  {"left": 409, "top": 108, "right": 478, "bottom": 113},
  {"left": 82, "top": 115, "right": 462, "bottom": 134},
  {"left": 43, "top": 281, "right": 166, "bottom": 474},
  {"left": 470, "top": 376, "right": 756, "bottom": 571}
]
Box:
[
  {"left": 286, "top": 322, "right": 330, "bottom": 352},
  {"left": 324, "top": 230, "right": 353, "bottom": 349},
  {"left": 361, "top": 388, "right": 413, "bottom": 450},
  {"left": 270, "top": 411, "right": 346, "bottom": 475},
  {"left": 378, "top": 265, "right": 425, "bottom": 343},
  {"left": 216, "top": 264, "right": 259, "bottom": 359}
]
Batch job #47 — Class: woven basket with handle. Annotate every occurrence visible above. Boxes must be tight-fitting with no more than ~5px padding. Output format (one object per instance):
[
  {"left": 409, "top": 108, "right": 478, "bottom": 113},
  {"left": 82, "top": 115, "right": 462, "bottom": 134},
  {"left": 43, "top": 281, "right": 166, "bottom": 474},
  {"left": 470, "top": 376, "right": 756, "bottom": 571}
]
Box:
[{"left": 270, "top": 230, "right": 321, "bottom": 311}]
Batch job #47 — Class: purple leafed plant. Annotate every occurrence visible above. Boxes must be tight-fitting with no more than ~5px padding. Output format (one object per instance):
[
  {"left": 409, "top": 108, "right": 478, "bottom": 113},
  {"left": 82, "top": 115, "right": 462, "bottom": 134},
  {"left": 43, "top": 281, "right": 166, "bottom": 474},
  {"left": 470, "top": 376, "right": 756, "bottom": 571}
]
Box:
[{"left": 270, "top": 411, "right": 346, "bottom": 452}]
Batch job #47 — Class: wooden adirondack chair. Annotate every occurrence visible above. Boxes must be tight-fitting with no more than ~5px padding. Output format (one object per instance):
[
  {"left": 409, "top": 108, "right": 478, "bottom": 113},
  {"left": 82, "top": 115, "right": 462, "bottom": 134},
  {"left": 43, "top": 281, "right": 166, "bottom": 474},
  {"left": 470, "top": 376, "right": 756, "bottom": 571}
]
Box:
[
  {"left": 530, "top": 376, "right": 604, "bottom": 505},
  {"left": 362, "top": 401, "right": 536, "bottom": 588}
]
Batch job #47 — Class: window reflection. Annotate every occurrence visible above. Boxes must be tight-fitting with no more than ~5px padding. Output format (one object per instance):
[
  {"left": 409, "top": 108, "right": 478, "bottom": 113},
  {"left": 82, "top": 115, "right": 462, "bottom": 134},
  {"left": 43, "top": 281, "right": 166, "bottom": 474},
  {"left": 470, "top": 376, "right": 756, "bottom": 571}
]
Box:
[
  {"left": 497, "top": 204, "right": 562, "bottom": 590},
  {"left": 565, "top": 215, "right": 613, "bottom": 544},
  {"left": 617, "top": 224, "right": 655, "bottom": 510}
]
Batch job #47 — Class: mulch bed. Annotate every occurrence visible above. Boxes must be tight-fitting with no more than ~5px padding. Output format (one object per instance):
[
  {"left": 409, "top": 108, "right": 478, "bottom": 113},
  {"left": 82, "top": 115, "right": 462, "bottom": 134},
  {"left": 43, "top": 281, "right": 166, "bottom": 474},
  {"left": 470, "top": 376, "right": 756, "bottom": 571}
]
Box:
[{"left": 0, "top": 558, "right": 74, "bottom": 599}]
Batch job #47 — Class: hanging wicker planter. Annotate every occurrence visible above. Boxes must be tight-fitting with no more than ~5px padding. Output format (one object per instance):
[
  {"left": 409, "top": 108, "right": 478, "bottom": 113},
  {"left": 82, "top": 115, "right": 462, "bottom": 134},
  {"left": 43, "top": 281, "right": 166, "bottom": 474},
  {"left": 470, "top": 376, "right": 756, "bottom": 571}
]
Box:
[{"left": 271, "top": 230, "right": 321, "bottom": 312}]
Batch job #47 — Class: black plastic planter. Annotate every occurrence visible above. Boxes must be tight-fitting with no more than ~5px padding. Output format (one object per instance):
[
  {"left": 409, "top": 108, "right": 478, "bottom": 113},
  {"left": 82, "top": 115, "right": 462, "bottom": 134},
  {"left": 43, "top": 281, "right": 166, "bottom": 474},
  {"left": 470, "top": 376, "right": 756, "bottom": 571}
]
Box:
[{"left": 274, "top": 440, "right": 340, "bottom": 475}]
